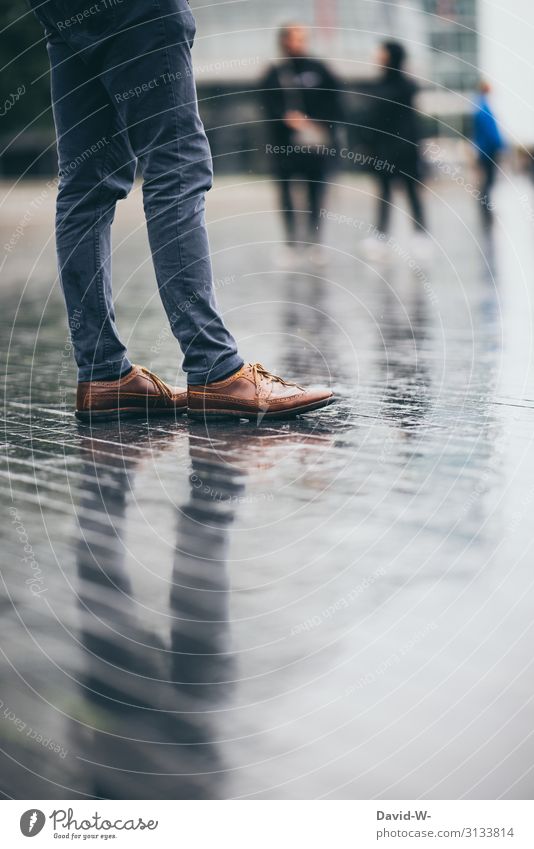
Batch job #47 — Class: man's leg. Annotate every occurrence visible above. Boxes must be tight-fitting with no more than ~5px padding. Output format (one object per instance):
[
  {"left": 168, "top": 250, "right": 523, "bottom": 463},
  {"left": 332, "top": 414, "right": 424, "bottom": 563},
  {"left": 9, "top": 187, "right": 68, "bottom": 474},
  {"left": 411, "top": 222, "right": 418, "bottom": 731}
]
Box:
[
  {"left": 404, "top": 175, "right": 426, "bottom": 232},
  {"left": 377, "top": 173, "right": 392, "bottom": 234},
  {"left": 305, "top": 158, "right": 328, "bottom": 243},
  {"left": 479, "top": 157, "right": 496, "bottom": 223},
  {"left": 274, "top": 154, "right": 297, "bottom": 245},
  {"left": 45, "top": 27, "right": 136, "bottom": 381},
  {"left": 57, "top": 0, "right": 242, "bottom": 384},
  {"left": 278, "top": 176, "right": 297, "bottom": 244}
]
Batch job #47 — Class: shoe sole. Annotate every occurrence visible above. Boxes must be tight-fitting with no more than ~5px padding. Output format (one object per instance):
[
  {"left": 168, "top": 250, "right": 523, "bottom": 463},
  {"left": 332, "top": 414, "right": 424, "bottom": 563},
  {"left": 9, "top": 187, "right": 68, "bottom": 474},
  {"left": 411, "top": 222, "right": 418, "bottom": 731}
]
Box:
[
  {"left": 75, "top": 407, "right": 187, "bottom": 423},
  {"left": 187, "top": 395, "right": 336, "bottom": 422}
]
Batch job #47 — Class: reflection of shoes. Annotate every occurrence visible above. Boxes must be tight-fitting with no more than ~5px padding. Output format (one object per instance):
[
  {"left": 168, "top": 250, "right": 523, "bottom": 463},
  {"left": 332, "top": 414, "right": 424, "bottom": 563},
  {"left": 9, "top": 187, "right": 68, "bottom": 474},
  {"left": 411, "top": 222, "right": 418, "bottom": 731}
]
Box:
[
  {"left": 188, "top": 362, "right": 336, "bottom": 422},
  {"left": 75, "top": 364, "right": 188, "bottom": 422},
  {"left": 188, "top": 421, "right": 335, "bottom": 472},
  {"left": 361, "top": 233, "right": 390, "bottom": 261},
  {"left": 77, "top": 436, "right": 146, "bottom": 473},
  {"left": 274, "top": 244, "right": 299, "bottom": 268},
  {"left": 77, "top": 428, "right": 178, "bottom": 467}
]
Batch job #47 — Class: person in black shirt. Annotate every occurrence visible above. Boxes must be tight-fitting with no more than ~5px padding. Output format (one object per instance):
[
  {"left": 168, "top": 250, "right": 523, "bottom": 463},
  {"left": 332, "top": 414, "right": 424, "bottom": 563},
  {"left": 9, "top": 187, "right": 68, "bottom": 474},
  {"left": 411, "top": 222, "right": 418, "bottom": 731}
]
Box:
[
  {"left": 364, "top": 41, "right": 427, "bottom": 254},
  {"left": 260, "top": 23, "right": 344, "bottom": 263}
]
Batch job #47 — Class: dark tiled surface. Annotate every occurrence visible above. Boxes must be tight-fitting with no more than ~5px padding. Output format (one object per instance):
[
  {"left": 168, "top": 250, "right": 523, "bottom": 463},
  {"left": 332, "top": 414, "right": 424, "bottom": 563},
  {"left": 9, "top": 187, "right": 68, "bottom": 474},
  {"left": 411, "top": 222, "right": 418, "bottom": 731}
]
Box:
[{"left": 1, "top": 177, "right": 534, "bottom": 799}]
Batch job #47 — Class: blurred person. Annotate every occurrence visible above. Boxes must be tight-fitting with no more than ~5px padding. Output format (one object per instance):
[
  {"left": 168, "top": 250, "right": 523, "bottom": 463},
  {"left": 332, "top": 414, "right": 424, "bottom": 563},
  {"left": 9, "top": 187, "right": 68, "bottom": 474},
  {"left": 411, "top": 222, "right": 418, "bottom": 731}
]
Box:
[
  {"left": 260, "top": 23, "right": 344, "bottom": 265},
  {"left": 28, "top": 2, "right": 334, "bottom": 422},
  {"left": 362, "top": 41, "right": 428, "bottom": 259},
  {"left": 473, "top": 81, "right": 504, "bottom": 225}
]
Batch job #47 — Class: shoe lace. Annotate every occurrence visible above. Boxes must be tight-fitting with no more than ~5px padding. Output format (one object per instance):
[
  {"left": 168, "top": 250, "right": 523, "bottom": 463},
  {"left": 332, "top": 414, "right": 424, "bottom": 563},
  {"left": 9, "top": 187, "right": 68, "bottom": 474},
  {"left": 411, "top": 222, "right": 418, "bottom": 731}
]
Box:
[
  {"left": 139, "top": 366, "right": 172, "bottom": 397},
  {"left": 250, "top": 362, "right": 303, "bottom": 395}
]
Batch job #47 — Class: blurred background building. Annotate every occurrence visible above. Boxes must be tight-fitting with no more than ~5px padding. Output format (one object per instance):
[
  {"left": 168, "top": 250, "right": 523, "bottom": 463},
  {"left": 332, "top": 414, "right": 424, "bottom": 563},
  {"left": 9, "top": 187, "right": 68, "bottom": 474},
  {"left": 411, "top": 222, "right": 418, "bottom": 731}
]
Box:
[{"left": 1, "top": 0, "right": 532, "bottom": 177}]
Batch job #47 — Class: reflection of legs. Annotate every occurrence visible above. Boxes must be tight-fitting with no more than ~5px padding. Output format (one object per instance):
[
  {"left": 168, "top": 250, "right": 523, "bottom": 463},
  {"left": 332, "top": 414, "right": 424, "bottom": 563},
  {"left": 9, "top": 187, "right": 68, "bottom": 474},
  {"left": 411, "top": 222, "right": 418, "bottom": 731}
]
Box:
[
  {"left": 75, "top": 437, "right": 224, "bottom": 799},
  {"left": 170, "top": 447, "right": 243, "bottom": 698},
  {"left": 404, "top": 175, "right": 426, "bottom": 231},
  {"left": 377, "top": 174, "right": 392, "bottom": 233},
  {"left": 166, "top": 435, "right": 245, "bottom": 797},
  {"left": 75, "top": 450, "right": 160, "bottom": 799}
]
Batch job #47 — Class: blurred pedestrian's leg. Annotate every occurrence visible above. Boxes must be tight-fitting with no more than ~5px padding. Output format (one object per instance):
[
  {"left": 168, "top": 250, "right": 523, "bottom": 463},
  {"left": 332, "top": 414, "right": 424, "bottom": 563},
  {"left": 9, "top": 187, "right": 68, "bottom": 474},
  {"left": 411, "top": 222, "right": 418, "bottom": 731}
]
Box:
[
  {"left": 305, "top": 158, "right": 328, "bottom": 245},
  {"left": 377, "top": 173, "right": 392, "bottom": 234},
  {"left": 479, "top": 156, "right": 497, "bottom": 224},
  {"left": 404, "top": 175, "right": 426, "bottom": 232},
  {"left": 279, "top": 176, "right": 297, "bottom": 245}
]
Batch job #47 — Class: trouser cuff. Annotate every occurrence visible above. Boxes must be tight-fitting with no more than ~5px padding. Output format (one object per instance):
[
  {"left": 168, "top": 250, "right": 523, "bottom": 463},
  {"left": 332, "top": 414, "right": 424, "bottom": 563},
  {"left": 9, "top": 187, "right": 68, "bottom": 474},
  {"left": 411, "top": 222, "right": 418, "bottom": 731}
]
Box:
[
  {"left": 187, "top": 354, "right": 244, "bottom": 386},
  {"left": 77, "top": 356, "right": 133, "bottom": 383}
]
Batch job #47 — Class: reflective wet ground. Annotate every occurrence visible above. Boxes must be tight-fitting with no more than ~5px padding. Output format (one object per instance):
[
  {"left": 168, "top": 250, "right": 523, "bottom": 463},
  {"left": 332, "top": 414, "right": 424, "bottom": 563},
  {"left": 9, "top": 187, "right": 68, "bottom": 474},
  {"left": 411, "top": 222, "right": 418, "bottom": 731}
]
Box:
[{"left": 2, "top": 175, "right": 534, "bottom": 799}]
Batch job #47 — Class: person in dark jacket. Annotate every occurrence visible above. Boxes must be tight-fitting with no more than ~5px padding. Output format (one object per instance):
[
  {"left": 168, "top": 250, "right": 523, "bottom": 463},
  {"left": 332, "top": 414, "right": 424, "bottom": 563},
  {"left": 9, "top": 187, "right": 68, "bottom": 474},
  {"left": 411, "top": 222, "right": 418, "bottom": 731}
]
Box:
[
  {"left": 473, "top": 81, "right": 504, "bottom": 224},
  {"left": 365, "top": 41, "right": 427, "bottom": 250},
  {"left": 260, "top": 23, "right": 344, "bottom": 263}
]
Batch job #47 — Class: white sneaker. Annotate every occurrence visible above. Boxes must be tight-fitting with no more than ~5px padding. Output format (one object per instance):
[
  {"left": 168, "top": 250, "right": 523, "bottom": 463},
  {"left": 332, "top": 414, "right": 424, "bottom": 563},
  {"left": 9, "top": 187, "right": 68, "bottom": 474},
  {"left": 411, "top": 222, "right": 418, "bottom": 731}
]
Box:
[
  {"left": 361, "top": 233, "right": 390, "bottom": 261},
  {"left": 410, "top": 231, "right": 433, "bottom": 262},
  {"left": 274, "top": 244, "right": 299, "bottom": 268},
  {"left": 307, "top": 244, "right": 327, "bottom": 267}
]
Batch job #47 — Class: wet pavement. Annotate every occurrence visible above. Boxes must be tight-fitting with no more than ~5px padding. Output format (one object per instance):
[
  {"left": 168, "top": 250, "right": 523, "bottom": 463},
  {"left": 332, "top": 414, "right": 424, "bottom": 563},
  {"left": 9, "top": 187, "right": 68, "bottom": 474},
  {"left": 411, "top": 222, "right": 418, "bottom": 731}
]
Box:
[{"left": 2, "top": 174, "right": 534, "bottom": 799}]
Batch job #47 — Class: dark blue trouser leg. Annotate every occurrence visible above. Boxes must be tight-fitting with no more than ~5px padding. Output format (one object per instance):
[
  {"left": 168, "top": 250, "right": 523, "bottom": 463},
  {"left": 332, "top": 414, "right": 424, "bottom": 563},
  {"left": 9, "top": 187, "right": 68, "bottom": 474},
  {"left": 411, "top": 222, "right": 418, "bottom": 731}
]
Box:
[{"left": 46, "top": 29, "right": 135, "bottom": 381}]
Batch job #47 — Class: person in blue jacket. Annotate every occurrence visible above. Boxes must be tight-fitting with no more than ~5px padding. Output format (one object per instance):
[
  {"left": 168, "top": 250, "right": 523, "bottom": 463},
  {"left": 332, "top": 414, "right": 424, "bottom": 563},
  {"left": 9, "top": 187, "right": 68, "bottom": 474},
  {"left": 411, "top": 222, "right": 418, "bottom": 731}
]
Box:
[{"left": 473, "top": 81, "right": 504, "bottom": 224}]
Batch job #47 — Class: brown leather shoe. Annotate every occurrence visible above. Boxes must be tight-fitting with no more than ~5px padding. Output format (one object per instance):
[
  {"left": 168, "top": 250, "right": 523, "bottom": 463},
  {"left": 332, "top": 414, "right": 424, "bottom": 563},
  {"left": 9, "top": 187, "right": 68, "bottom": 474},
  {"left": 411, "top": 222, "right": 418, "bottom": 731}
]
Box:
[
  {"left": 75, "top": 365, "right": 187, "bottom": 422},
  {"left": 187, "top": 362, "right": 336, "bottom": 422}
]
